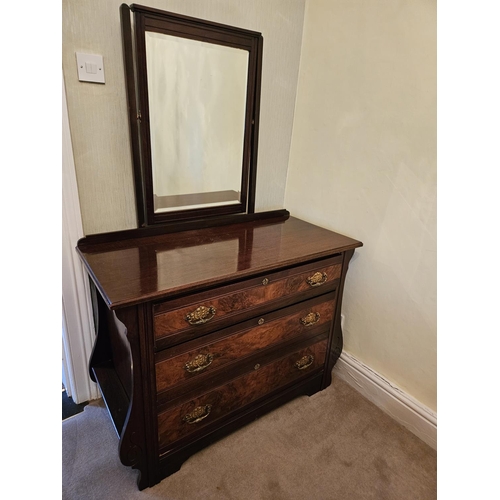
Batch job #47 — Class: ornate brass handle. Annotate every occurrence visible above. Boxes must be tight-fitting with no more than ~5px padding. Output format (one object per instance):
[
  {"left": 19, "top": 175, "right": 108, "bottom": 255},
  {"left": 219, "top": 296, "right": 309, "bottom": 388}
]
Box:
[
  {"left": 184, "top": 353, "right": 214, "bottom": 373},
  {"left": 306, "top": 271, "right": 328, "bottom": 287},
  {"left": 185, "top": 305, "right": 216, "bottom": 325},
  {"left": 295, "top": 355, "right": 314, "bottom": 370},
  {"left": 182, "top": 404, "right": 212, "bottom": 424},
  {"left": 300, "top": 312, "right": 320, "bottom": 326}
]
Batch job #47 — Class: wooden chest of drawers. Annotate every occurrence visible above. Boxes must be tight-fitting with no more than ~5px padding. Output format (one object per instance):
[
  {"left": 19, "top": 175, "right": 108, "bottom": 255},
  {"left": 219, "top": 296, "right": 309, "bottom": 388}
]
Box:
[{"left": 77, "top": 215, "right": 362, "bottom": 490}]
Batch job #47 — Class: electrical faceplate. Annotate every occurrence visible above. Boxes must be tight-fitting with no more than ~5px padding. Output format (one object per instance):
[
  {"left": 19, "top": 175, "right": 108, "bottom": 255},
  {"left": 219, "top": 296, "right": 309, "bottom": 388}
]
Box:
[{"left": 76, "top": 52, "right": 105, "bottom": 84}]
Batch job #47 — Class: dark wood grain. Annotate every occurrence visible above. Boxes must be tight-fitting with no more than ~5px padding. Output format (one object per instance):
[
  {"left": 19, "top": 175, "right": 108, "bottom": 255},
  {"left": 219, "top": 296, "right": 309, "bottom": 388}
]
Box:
[
  {"left": 157, "top": 337, "right": 328, "bottom": 449},
  {"left": 157, "top": 328, "right": 331, "bottom": 410},
  {"left": 153, "top": 259, "right": 341, "bottom": 341},
  {"left": 155, "top": 292, "right": 335, "bottom": 361},
  {"left": 114, "top": 304, "right": 157, "bottom": 491},
  {"left": 155, "top": 297, "right": 335, "bottom": 394},
  {"left": 77, "top": 216, "right": 362, "bottom": 309},
  {"left": 88, "top": 287, "right": 153, "bottom": 489},
  {"left": 152, "top": 259, "right": 341, "bottom": 350},
  {"left": 247, "top": 33, "right": 263, "bottom": 213},
  {"left": 322, "top": 249, "right": 355, "bottom": 390},
  {"left": 77, "top": 210, "right": 289, "bottom": 248},
  {"left": 130, "top": 4, "right": 262, "bottom": 36},
  {"left": 120, "top": 4, "right": 145, "bottom": 227},
  {"left": 79, "top": 214, "right": 362, "bottom": 489}
]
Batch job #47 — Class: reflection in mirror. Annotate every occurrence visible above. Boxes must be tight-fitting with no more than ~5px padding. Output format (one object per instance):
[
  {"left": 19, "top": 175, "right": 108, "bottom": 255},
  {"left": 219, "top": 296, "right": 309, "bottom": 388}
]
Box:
[{"left": 145, "top": 32, "right": 249, "bottom": 214}]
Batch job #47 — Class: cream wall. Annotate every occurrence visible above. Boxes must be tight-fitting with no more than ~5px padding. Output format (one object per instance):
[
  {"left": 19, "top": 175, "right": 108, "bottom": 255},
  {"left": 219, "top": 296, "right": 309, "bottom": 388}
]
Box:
[
  {"left": 285, "top": 0, "right": 437, "bottom": 410},
  {"left": 63, "top": 0, "right": 305, "bottom": 235}
]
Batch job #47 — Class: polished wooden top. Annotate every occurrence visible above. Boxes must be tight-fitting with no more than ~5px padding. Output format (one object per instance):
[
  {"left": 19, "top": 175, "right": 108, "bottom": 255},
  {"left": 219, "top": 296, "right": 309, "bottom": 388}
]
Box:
[{"left": 77, "top": 216, "right": 362, "bottom": 309}]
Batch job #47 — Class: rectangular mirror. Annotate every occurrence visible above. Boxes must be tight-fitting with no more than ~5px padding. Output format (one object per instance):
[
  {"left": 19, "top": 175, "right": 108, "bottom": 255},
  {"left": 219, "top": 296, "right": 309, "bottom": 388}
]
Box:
[
  {"left": 145, "top": 32, "right": 249, "bottom": 214},
  {"left": 121, "top": 4, "right": 263, "bottom": 226}
]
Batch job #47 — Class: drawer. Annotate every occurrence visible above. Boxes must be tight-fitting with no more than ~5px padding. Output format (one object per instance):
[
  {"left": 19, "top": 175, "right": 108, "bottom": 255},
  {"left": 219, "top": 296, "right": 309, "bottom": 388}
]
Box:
[
  {"left": 157, "top": 336, "right": 328, "bottom": 450},
  {"left": 155, "top": 294, "right": 336, "bottom": 396},
  {"left": 153, "top": 255, "right": 342, "bottom": 348}
]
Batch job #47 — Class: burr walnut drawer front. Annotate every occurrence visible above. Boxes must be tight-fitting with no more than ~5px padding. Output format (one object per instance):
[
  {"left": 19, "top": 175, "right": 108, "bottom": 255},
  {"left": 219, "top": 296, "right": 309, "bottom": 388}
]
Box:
[
  {"left": 155, "top": 294, "right": 336, "bottom": 397},
  {"left": 157, "top": 336, "right": 328, "bottom": 451},
  {"left": 153, "top": 255, "right": 342, "bottom": 349}
]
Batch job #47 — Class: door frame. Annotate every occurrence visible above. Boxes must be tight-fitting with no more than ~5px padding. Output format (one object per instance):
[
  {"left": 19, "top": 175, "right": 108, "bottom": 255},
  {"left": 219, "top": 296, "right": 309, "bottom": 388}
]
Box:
[{"left": 62, "top": 70, "right": 99, "bottom": 404}]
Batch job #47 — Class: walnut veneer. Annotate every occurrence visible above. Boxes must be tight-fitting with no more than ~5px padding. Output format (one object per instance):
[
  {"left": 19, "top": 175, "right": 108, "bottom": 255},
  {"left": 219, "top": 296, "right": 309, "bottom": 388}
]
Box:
[{"left": 77, "top": 215, "right": 362, "bottom": 490}]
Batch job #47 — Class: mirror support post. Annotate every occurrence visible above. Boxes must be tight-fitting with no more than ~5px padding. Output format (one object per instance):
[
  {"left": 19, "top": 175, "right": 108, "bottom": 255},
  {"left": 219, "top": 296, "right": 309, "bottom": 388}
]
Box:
[
  {"left": 120, "top": 3, "right": 147, "bottom": 227},
  {"left": 247, "top": 35, "right": 263, "bottom": 214}
]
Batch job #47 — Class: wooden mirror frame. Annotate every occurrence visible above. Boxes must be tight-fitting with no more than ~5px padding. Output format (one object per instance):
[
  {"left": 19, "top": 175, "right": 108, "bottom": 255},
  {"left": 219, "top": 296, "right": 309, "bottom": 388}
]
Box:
[{"left": 121, "top": 4, "right": 264, "bottom": 227}]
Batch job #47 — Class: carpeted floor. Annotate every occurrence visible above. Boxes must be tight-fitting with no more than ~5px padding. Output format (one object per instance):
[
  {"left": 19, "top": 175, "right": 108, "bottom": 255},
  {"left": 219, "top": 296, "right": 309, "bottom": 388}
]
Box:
[{"left": 62, "top": 377, "right": 437, "bottom": 499}]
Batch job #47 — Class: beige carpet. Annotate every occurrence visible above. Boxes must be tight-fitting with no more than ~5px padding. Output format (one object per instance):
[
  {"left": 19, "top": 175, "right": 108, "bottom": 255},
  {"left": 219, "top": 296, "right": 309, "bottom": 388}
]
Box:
[{"left": 62, "top": 377, "right": 436, "bottom": 499}]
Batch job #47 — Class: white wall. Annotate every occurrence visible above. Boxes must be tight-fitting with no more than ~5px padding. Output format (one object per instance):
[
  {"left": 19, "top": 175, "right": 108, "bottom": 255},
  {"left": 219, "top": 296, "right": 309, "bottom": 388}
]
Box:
[
  {"left": 285, "top": 0, "right": 437, "bottom": 411},
  {"left": 62, "top": 0, "right": 306, "bottom": 235}
]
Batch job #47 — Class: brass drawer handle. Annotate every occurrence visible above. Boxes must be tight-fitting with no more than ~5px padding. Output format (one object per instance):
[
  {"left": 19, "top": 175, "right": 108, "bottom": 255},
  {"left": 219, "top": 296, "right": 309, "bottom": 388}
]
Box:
[
  {"left": 184, "top": 353, "right": 214, "bottom": 373},
  {"left": 306, "top": 271, "right": 328, "bottom": 287},
  {"left": 300, "top": 312, "right": 320, "bottom": 326},
  {"left": 295, "top": 355, "right": 314, "bottom": 370},
  {"left": 185, "top": 305, "right": 216, "bottom": 325},
  {"left": 182, "top": 404, "right": 212, "bottom": 424}
]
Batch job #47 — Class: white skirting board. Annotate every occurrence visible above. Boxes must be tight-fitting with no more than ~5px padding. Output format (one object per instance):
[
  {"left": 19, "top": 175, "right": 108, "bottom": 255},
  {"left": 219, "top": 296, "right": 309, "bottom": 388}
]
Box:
[{"left": 333, "top": 351, "right": 437, "bottom": 450}]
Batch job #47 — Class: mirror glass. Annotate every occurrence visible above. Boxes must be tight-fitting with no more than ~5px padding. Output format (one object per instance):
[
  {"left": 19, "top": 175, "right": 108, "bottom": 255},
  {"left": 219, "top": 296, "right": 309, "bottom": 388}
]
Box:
[{"left": 145, "top": 32, "right": 249, "bottom": 214}]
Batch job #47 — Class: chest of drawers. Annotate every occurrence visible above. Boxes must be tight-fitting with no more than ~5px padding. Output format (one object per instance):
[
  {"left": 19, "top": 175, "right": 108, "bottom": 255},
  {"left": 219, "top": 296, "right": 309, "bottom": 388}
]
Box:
[{"left": 77, "top": 215, "right": 362, "bottom": 490}]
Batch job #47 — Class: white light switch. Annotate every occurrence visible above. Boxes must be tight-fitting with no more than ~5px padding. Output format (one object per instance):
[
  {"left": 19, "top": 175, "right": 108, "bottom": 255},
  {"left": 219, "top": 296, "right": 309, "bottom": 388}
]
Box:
[
  {"left": 76, "top": 52, "right": 105, "bottom": 84},
  {"left": 85, "top": 62, "right": 97, "bottom": 74}
]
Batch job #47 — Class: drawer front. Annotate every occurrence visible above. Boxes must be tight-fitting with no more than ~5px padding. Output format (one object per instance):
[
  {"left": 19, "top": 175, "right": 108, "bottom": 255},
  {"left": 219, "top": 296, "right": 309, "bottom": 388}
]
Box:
[
  {"left": 153, "top": 256, "right": 342, "bottom": 347},
  {"left": 157, "top": 337, "right": 328, "bottom": 450},
  {"left": 155, "top": 297, "right": 335, "bottom": 395}
]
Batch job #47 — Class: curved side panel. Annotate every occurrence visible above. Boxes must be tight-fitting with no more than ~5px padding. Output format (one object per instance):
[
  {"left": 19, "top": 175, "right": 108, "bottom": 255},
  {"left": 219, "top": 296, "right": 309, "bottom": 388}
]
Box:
[
  {"left": 88, "top": 291, "right": 133, "bottom": 437},
  {"left": 321, "top": 249, "right": 355, "bottom": 389},
  {"left": 115, "top": 306, "right": 155, "bottom": 491},
  {"left": 87, "top": 289, "right": 154, "bottom": 491},
  {"left": 88, "top": 282, "right": 111, "bottom": 383}
]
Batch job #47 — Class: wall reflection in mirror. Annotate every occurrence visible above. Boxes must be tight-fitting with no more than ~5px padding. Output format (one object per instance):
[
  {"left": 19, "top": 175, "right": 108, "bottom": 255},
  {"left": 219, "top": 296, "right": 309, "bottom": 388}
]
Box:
[{"left": 145, "top": 32, "right": 249, "bottom": 214}]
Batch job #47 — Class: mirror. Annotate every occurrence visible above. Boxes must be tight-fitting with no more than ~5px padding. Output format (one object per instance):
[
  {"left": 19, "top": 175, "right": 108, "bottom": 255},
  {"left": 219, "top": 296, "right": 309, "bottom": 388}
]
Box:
[
  {"left": 146, "top": 32, "right": 248, "bottom": 214},
  {"left": 121, "top": 4, "right": 263, "bottom": 226}
]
